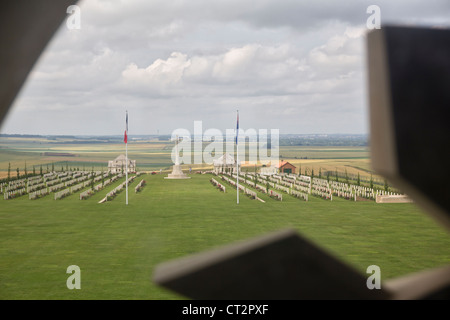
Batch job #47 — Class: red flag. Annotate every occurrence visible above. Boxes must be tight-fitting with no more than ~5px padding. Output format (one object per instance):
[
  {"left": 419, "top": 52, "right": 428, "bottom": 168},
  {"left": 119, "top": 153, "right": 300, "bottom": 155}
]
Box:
[{"left": 124, "top": 111, "right": 128, "bottom": 143}]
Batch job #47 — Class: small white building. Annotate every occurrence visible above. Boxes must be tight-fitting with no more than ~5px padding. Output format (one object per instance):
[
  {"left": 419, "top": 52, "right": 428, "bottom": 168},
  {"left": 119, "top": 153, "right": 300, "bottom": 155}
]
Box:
[
  {"left": 213, "top": 153, "right": 237, "bottom": 174},
  {"left": 108, "top": 154, "right": 136, "bottom": 174}
]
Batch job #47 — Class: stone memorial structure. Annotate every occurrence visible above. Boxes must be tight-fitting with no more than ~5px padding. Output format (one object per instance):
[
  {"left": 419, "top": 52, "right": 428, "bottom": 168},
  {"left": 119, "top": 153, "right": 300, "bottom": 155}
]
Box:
[
  {"left": 165, "top": 135, "right": 190, "bottom": 180},
  {"left": 108, "top": 154, "right": 136, "bottom": 174},
  {"left": 213, "top": 153, "right": 235, "bottom": 174}
]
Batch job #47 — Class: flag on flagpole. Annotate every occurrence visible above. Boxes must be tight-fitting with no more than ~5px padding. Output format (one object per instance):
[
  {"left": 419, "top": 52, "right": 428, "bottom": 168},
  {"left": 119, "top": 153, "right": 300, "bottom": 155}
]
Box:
[
  {"left": 124, "top": 112, "right": 128, "bottom": 144},
  {"left": 236, "top": 111, "right": 239, "bottom": 144}
]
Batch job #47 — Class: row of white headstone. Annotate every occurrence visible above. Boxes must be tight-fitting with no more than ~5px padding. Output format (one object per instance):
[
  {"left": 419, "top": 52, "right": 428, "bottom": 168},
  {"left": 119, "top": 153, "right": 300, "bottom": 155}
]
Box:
[
  {"left": 294, "top": 180, "right": 311, "bottom": 189},
  {"left": 80, "top": 175, "right": 120, "bottom": 200},
  {"left": 27, "top": 182, "right": 47, "bottom": 193},
  {"left": 2, "top": 170, "right": 99, "bottom": 196},
  {"left": 235, "top": 172, "right": 326, "bottom": 202},
  {"left": 268, "top": 189, "right": 283, "bottom": 201},
  {"left": 219, "top": 171, "right": 398, "bottom": 204},
  {"left": 79, "top": 188, "right": 93, "bottom": 200},
  {"left": 220, "top": 175, "right": 236, "bottom": 188},
  {"left": 27, "top": 176, "right": 44, "bottom": 186},
  {"left": 279, "top": 174, "right": 399, "bottom": 202},
  {"left": 135, "top": 179, "right": 146, "bottom": 193},
  {"left": 232, "top": 173, "right": 288, "bottom": 201},
  {"left": 210, "top": 178, "right": 226, "bottom": 193},
  {"left": 311, "top": 188, "right": 333, "bottom": 200},
  {"left": 28, "top": 187, "right": 49, "bottom": 200},
  {"left": 220, "top": 175, "right": 257, "bottom": 198},
  {"left": 292, "top": 184, "right": 310, "bottom": 194},
  {"left": 54, "top": 188, "right": 71, "bottom": 200},
  {"left": 3, "top": 187, "right": 27, "bottom": 200},
  {"left": 255, "top": 184, "right": 267, "bottom": 194},
  {"left": 2, "top": 181, "right": 26, "bottom": 193},
  {"left": 274, "top": 184, "right": 290, "bottom": 194},
  {"left": 244, "top": 187, "right": 257, "bottom": 199},
  {"left": 104, "top": 176, "right": 136, "bottom": 201},
  {"left": 290, "top": 189, "right": 308, "bottom": 201},
  {"left": 54, "top": 180, "right": 93, "bottom": 200},
  {"left": 31, "top": 174, "right": 119, "bottom": 201}
]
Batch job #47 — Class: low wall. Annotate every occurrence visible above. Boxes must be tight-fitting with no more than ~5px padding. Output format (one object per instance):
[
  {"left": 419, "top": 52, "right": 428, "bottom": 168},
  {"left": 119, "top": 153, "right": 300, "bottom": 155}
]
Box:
[{"left": 376, "top": 195, "right": 413, "bottom": 203}]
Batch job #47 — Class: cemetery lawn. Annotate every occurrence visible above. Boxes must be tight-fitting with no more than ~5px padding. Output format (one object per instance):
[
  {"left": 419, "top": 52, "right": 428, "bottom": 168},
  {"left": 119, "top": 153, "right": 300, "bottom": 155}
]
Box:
[{"left": 1, "top": 173, "right": 449, "bottom": 299}]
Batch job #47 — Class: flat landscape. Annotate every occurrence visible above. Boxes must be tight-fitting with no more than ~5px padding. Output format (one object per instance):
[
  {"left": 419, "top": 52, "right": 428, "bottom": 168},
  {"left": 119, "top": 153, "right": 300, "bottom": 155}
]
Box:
[{"left": 0, "top": 135, "right": 449, "bottom": 299}]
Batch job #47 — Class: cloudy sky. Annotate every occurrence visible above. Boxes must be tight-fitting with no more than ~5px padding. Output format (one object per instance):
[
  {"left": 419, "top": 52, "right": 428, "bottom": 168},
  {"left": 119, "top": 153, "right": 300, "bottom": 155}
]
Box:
[{"left": 1, "top": 0, "right": 449, "bottom": 136}]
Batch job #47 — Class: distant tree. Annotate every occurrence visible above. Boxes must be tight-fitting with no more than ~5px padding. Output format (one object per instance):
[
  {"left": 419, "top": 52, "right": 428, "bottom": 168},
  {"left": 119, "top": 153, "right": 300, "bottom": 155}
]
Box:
[
  {"left": 319, "top": 168, "right": 322, "bottom": 179},
  {"left": 298, "top": 164, "right": 301, "bottom": 176},
  {"left": 327, "top": 171, "right": 330, "bottom": 182},
  {"left": 335, "top": 168, "right": 339, "bottom": 182},
  {"left": 24, "top": 161, "right": 28, "bottom": 178},
  {"left": 357, "top": 172, "right": 361, "bottom": 186},
  {"left": 16, "top": 167, "right": 20, "bottom": 180},
  {"left": 40, "top": 165, "right": 43, "bottom": 176},
  {"left": 46, "top": 164, "right": 49, "bottom": 174},
  {"left": 66, "top": 162, "right": 68, "bottom": 171},
  {"left": 345, "top": 169, "right": 349, "bottom": 185},
  {"left": 7, "top": 162, "right": 11, "bottom": 183},
  {"left": 61, "top": 166, "right": 64, "bottom": 172},
  {"left": 311, "top": 168, "right": 314, "bottom": 178},
  {"left": 33, "top": 166, "right": 36, "bottom": 176},
  {"left": 384, "top": 179, "right": 389, "bottom": 192},
  {"left": 51, "top": 162, "right": 54, "bottom": 172}
]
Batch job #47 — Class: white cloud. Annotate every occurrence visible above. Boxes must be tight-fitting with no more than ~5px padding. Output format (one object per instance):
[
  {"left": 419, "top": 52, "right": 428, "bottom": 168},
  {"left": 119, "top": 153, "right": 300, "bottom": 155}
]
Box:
[
  {"left": 122, "top": 52, "right": 191, "bottom": 86},
  {"left": 1, "top": 0, "right": 449, "bottom": 135}
]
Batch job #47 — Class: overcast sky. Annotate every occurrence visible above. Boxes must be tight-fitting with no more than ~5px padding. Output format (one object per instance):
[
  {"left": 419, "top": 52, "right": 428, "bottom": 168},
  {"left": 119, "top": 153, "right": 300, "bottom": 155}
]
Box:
[{"left": 1, "top": 0, "right": 449, "bottom": 136}]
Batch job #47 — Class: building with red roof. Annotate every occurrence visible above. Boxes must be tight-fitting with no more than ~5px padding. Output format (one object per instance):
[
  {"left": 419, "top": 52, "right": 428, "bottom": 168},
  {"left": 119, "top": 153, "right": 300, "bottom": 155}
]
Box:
[{"left": 277, "top": 160, "right": 296, "bottom": 174}]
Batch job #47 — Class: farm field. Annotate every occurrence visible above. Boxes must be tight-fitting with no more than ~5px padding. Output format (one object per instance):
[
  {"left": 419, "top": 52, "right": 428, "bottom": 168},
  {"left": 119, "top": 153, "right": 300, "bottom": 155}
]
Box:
[
  {"left": 1, "top": 172, "right": 449, "bottom": 300},
  {"left": 1, "top": 136, "right": 378, "bottom": 184}
]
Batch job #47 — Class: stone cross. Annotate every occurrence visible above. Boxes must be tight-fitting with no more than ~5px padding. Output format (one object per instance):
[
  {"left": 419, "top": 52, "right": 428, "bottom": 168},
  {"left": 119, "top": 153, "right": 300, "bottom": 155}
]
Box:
[{"left": 153, "top": 26, "right": 450, "bottom": 300}]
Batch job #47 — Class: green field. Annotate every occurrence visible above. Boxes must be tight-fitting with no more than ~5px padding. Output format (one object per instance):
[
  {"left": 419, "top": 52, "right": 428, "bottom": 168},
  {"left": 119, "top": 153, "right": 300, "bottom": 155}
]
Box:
[{"left": 1, "top": 173, "right": 449, "bottom": 299}]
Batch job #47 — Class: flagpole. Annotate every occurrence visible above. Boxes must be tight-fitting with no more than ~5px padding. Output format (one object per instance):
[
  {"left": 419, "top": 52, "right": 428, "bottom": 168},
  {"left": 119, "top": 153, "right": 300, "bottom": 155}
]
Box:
[
  {"left": 236, "top": 110, "right": 239, "bottom": 205},
  {"left": 125, "top": 111, "right": 128, "bottom": 206}
]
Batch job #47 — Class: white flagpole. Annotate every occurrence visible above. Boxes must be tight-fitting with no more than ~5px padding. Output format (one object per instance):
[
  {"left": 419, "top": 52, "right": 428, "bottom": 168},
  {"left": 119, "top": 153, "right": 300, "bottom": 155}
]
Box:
[
  {"left": 126, "top": 111, "right": 128, "bottom": 206},
  {"left": 236, "top": 110, "right": 239, "bottom": 204}
]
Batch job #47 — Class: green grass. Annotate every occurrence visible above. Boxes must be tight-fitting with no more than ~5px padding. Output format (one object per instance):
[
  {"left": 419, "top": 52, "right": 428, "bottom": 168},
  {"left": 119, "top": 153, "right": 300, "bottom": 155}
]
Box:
[{"left": 0, "top": 173, "right": 449, "bottom": 299}]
